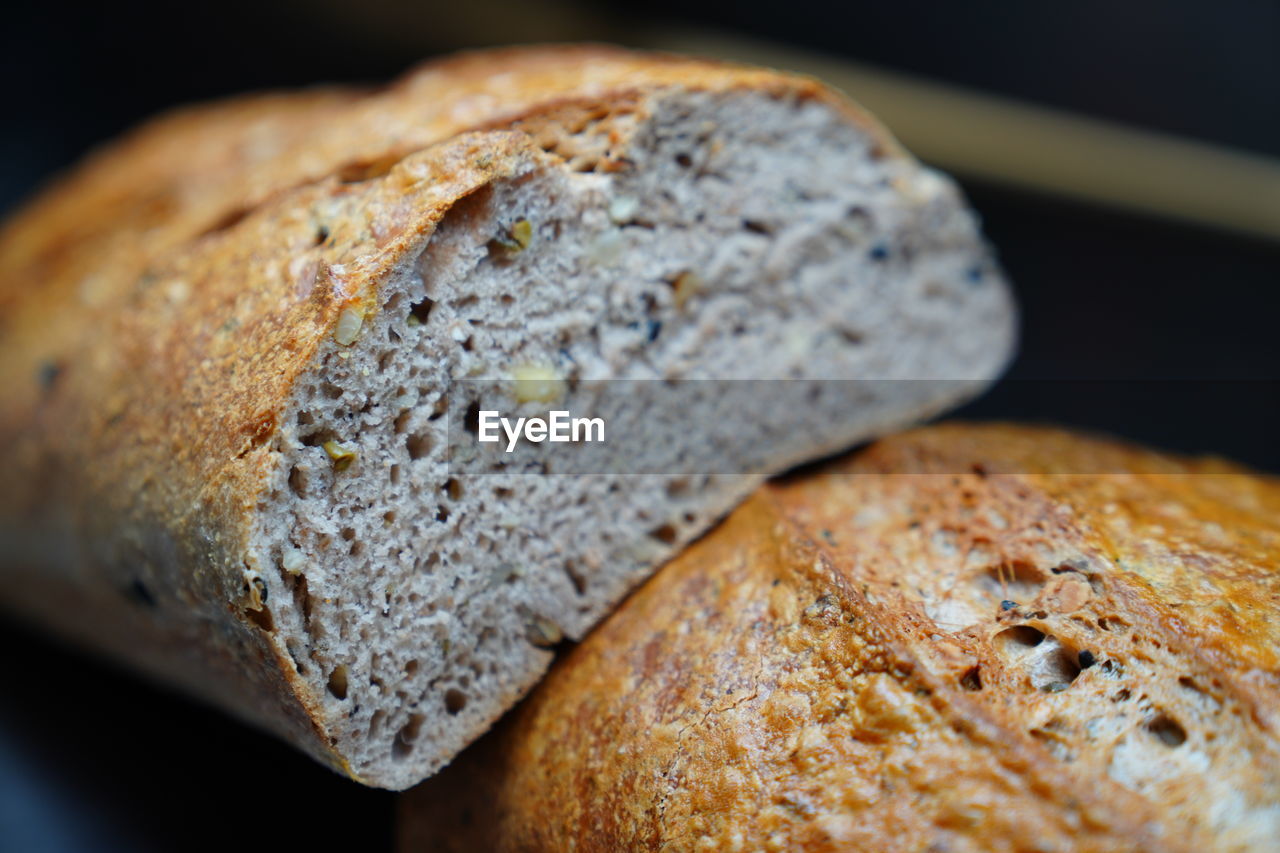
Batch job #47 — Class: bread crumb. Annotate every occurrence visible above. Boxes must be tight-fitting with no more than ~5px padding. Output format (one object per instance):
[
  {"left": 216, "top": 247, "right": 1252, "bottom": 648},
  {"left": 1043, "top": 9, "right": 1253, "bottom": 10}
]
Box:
[
  {"left": 282, "top": 548, "right": 306, "bottom": 575},
  {"left": 672, "top": 271, "right": 703, "bottom": 309},
  {"left": 608, "top": 195, "right": 639, "bottom": 223},
  {"left": 511, "top": 364, "right": 565, "bottom": 403},
  {"left": 334, "top": 304, "right": 365, "bottom": 345},
  {"left": 322, "top": 440, "right": 357, "bottom": 471},
  {"left": 526, "top": 617, "right": 563, "bottom": 648}
]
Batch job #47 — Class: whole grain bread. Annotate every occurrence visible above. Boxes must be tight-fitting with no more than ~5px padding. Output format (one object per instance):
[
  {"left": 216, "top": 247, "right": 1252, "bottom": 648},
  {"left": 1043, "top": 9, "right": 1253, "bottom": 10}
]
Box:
[
  {"left": 0, "top": 47, "right": 1013, "bottom": 789},
  {"left": 400, "top": 422, "right": 1280, "bottom": 851}
]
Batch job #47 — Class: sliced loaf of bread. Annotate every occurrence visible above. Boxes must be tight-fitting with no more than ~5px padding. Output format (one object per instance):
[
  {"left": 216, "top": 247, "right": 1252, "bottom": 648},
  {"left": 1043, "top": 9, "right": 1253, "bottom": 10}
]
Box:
[{"left": 0, "top": 47, "right": 1014, "bottom": 788}]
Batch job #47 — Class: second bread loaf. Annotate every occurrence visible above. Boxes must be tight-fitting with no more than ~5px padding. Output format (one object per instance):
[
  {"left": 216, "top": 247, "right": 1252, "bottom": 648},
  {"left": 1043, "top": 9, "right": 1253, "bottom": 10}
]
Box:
[{"left": 401, "top": 423, "right": 1280, "bottom": 850}]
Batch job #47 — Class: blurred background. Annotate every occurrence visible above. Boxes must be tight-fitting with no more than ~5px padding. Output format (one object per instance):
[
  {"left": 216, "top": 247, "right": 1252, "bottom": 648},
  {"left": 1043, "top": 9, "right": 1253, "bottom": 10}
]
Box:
[{"left": 1, "top": 0, "right": 1277, "bottom": 850}]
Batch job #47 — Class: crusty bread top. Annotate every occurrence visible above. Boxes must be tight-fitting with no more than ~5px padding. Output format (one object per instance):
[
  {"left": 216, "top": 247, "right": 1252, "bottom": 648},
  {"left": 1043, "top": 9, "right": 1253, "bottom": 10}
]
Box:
[
  {"left": 400, "top": 423, "right": 1280, "bottom": 852},
  {"left": 840, "top": 423, "right": 1280, "bottom": 675}
]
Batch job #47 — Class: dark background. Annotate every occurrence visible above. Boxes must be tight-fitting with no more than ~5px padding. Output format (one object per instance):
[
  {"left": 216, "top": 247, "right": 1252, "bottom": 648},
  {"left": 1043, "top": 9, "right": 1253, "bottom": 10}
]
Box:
[{"left": 1, "top": 1, "right": 1277, "bottom": 850}]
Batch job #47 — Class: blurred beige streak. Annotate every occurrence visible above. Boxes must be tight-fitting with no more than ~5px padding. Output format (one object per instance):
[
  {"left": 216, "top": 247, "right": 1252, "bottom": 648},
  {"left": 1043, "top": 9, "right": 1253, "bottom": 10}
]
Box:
[
  {"left": 653, "top": 30, "right": 1280, "bottom": 242},
  {"left": 299, "top": 0, "right": 1280, "bottom": 241}
]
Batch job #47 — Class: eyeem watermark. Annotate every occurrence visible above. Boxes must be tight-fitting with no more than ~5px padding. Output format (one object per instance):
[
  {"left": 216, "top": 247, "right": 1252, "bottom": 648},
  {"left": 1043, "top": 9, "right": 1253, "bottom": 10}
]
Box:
[
  {"left": 478, "top": 410, "right": 605, "bottom": 453},
  {"left": 445, "top": 379, "right": 1276, "bottom": 475}
]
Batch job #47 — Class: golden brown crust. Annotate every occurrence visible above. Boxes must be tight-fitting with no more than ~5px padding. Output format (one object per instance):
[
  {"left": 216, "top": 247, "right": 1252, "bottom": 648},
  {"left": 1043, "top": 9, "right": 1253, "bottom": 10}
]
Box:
[
  {"left": 0, "top": 46, "right": 892, "bottom": 774},
  {"left": 399, "top": 423, "right": 1280, "bottom": 852}
]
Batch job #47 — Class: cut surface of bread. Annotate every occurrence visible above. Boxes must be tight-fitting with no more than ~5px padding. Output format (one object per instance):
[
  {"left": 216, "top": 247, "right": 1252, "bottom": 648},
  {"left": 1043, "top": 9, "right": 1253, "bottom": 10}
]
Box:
[
  {"left": 0, "top": 47, "right": 1013, "bottom": 788},
  {"left": 400, "top": 423, "right": 1280, "bottom": 850}
]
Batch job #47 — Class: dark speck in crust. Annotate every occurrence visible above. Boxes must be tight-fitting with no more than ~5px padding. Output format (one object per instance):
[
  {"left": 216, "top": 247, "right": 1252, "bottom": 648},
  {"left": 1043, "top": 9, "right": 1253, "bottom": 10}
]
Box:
[
  {"left": 37, "top": 361, "right": 63, "bottom": 391},
  {"left": 126, "top": 579, "right": 157, "bottom": 608}
]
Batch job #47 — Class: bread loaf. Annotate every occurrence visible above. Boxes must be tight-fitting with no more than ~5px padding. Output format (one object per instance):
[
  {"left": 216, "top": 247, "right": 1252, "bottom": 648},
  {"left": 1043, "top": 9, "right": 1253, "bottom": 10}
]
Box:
[
  {"left": 0, "top": 47, "right": 1013, "bottom": 789},
  {"left": 400, "top": 423, "right": 1280, "bottom": 850}
]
